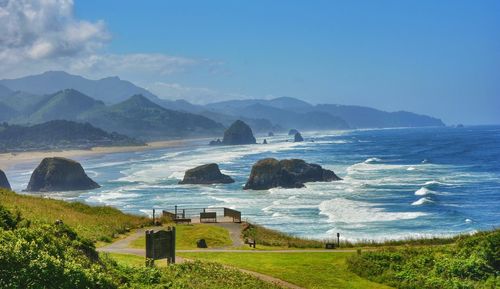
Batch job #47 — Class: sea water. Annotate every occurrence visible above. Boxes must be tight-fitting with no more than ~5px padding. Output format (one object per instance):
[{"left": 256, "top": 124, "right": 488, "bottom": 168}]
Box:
[{"left": 7, "top": 126, "right": 500, "bottom": 241}]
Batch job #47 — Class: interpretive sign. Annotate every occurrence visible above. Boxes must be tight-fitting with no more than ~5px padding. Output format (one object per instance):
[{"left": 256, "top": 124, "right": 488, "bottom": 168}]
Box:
[{"left": 145, "top": 227, "right": 176, "bottom": 266}]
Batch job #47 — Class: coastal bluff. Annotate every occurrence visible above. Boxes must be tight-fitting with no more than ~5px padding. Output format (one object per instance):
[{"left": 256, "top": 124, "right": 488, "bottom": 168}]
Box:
[
  {"left": 179, "top": 163, "right": 235, "bottom": 185},
  {"left": 244, "top": 158, "right": 341, "bottom": 190},
  {"left": 26, "top": 157, "right": 100, "bottom": 192},
  {"left": 0, "top": 169, "right": 11, "bottom": 190}
]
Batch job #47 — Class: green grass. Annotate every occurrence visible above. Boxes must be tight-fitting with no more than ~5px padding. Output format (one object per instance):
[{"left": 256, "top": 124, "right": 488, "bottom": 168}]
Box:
[
  {"left": 347, "top": 229, "right": 499, "bottom": 289},
  {"left": 130, "top": 223, "right": 233, "bottom": 249},
  {"left": 242, "top": 223, "right": 325, "bottom": 248},
  {"left": 179, "top": 252, "right": 392, "bottom": 289},
  {"left": 103, "top": 253, "right": 282, "bottom": 289},
  {"left": 0, "top": 189, "right": 151, "bottom": 242}
]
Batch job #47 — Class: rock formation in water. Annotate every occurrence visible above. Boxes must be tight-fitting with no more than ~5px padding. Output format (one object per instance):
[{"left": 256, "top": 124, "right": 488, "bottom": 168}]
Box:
[
  {"left": 263, "top": 139, "right": 268, "bottom": 144},
  {"left": 221, "top": 120, "right": 256, "bottom": 145},
  {"left": 294, "top": 132, "right": 304, "bottom": 142},
  {"left": 0, "top": 169, "right": 11, "bottom": 190},
  {"left": 179, "top": 163, "right": 235, "bottom": 185},
  {"left": 26, "top": 157, "right": 100, "bottom": 192},
  {"left": 244, "top": 158, "right": 341, "bottom": 190},
  {"left": 209, "top": 138, "right": 222, "bottom": 146},
  {"left": 288, "top": 129, "right": 299, "bottom": 135}
]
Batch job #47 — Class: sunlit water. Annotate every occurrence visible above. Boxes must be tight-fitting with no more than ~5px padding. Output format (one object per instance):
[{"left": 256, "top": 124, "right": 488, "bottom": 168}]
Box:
[{"left": 8, "top": 126, "right": 500, "bottom": 241}]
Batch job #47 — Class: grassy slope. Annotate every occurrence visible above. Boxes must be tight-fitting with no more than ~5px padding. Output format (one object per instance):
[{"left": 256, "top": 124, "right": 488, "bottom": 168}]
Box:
[
  {"left": 0, "top": 189, "right": 151, "bottom": 242},
  {"left": 130, "top": 224, "right": 233, "bottom": 249},
  {"left": 104, "top": 253, "right": 282, "bottom": 289},
  {"left": 179, "top": 252, "right": 392, "bottom": 289}
]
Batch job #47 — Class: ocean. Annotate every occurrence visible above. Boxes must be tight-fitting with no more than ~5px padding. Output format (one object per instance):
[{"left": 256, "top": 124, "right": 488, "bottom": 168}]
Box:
[{"left": 8, "top": 126, "right": 500, "bottom": 241}]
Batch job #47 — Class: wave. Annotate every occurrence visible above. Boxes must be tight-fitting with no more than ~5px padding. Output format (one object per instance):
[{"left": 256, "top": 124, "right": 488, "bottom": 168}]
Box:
[
  {"left": 415, "top": 187, "right": 436, "bottom": 196},
  {"left": 364, "top": 157, "right": 382, "bottom": 164},
  {"left": 411, "top": 197, "right": 434, "bottom": 206},
  {"left": 319, "top": 198, "right": 427, "bottom": 223},
  {"left": 406, "top": 166, "right": 417, "bottom": 171}
]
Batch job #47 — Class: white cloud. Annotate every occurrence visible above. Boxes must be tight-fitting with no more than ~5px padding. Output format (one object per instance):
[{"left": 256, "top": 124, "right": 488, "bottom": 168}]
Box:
[
  {"left": 0, "top": 0, "right": 108, "bottom": 62},
  {"left": 0, "top": 0, "right": 249, "bottom": 105},
  {"left": 0, "top": 0, "right": 199, "bottom": 80}
]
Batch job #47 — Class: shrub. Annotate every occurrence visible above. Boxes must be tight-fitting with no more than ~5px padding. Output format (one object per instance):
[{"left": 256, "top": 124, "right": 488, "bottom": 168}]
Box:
[{"left": 347, "top": 230, "right": 500, "bottom": 289}]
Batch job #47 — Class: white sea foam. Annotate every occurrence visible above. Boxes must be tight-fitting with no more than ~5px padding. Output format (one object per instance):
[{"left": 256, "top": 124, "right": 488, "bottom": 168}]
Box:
[
  {"left": 411, "top": 197, "right": 434, "bottom": 206},
  {"left": 406, "top": 166, "right": 417, "bottom": 171},
  {"left": 319, "top": 198, "right": 427, "bottom": 223},
  {"left": 364, "top": 157, "right": 382, "bottom": 164},
  {"left": 415, "top": 187, "right": 432, "bottom": 196}
]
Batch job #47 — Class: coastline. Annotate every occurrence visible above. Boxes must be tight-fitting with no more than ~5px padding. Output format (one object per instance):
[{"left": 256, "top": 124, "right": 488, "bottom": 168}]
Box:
[{"left": 0, "top": 138, "right": 207, "bottom": 171}]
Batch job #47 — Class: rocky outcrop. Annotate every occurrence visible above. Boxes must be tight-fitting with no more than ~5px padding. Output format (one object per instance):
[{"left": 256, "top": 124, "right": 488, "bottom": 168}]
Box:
[
  {"left": 209, "top": 139, "right": 222, "bottom": 146},
  {"left": 179, "top": 163, "right": 235, "bottom": 185},
  {"left": 222, "top": 120, "right": 256, "bottom": 145},
  {"left": 0, "top": 169, "right": 11, "bottom": 190},
  {"left": 294, "top": 132, "right": 304, "bottom": 142},
  {"left": 244, "top": 158, "right": 341, "bottom": 190},
  {"left": 288, "top": 129, "right": 299, "bottom": 135},
  {"left": 263, "top": 139, "right": 268, "bottom": 144},
  {"left": 26, "top": 157, "right": 100, "bottom": 192}
]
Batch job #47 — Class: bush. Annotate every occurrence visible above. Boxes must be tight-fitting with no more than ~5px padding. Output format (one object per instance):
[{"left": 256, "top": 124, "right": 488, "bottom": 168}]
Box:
[{"left": 347, "top": 230, "right": 500, "bottom": 289}]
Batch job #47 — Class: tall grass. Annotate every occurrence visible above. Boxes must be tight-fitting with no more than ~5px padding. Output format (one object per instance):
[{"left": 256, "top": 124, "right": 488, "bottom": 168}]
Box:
[{"left": 0, "top": 189, "right": 152, "bottom": 242}]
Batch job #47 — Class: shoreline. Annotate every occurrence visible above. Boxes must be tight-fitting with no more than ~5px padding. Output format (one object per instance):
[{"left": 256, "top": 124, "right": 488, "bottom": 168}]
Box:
[{"left": 0, "top": 138, "right": 208, "bottom": 171}]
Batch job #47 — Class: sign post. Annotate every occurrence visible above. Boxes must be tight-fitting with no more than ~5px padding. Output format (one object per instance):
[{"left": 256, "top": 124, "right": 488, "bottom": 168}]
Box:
[
  {"left": 337, "top": 232, "right": 340, "bottom": 248},
  {"left": 145, "top": 227, "right": 176, "bottom": 266}
]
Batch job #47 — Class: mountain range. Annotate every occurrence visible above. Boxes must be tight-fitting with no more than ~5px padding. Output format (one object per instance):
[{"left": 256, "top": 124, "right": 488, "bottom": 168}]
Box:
[{"left": 0, "top": 71, "right": 445, "bottom": 141}]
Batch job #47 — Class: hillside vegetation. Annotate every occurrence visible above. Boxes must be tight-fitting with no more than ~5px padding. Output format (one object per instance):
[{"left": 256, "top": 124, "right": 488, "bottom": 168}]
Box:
[
  {"left": 0, "top": 202, "right": 281, "bottom": 289},
  {"left": 347, "top": 230, "right": 499, "bottom": 289},
  {"left": 0, "top": 189, "right": 150, "bottom": 242},
  {"left": 0, "top": 120, "right": 143, "bottom": 153}
]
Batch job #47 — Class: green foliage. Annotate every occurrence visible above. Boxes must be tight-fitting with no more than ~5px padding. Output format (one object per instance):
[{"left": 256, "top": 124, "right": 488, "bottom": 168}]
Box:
[
  {"left": 104, "top": 255, "right": 281, "bottom": 289},
  {"left": 347, "top": 230, "right": 500, "bottom": 289},
  {"left": 0, "top": 205, "right": 21, "bottom": 230},
  {"left": 0, "top": 200, "right": 281, "bottom": 288},
  {"left": 0, "top": 189, "right": 151, "bottom": 242},
  {"left": 0, "top": 120, "right": 143, "bottom": 153},
  {"left": 0, "top": 223, "right": 115, "bottom": 289},
  {"left": 242, "top": 223, "right": 324, "bottom": 248}
]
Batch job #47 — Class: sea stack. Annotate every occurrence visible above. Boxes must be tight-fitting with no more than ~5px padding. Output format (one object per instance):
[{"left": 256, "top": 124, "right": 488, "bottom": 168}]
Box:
[
  {"left": 179, "top": 163, "right": 235, "bottom": 184},
  {"left": 288, "top": 129, "right": 299, "bottom": 136},
  {"left": 294, "top": 132, "right": 304, "bottom": 142},
  {"left": 222, "top": 120, "right": 256, "bottom": 145},
  {"left": 244, "top": 158, "right": 341, "bottom": 190},
  {"left": 26, "top": 157, "right": 100, "bottom": 192},
  {"left": 0, "top": 169, "right": 11, "bottom": 190}
]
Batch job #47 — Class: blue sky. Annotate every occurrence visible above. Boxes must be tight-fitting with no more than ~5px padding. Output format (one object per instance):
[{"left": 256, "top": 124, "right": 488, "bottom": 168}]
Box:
[{"left": 1, "top": 0, "right": 499, "bottom": 124}]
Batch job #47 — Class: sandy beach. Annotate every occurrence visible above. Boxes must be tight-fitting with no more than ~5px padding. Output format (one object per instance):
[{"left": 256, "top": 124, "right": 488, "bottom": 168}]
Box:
[{"left": 0, "top": 139, "right": 202, "bottom": 171}]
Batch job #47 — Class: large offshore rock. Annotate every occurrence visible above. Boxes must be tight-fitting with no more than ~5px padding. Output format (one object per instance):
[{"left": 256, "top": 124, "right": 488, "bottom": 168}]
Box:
[
  {"left": 0, "top": 169, "right": 11, "bottom": 190},
  {"left": 222, "top": 120, "right": 256, "bottom": 145},
  {"left": 26, "top": 157, "right": 100, "bottom": 192},
  {"left": 179, "top": 163, "right": 235, "bottom": 185},
  {"left": 288, "top": 129, "right": 299, "bottom": 136},
  {"left": 294, "top": 132, "right": 304, "bottom": 142},
  {"left": 244, "top": 158, "right": 341, "bottom": 190}
]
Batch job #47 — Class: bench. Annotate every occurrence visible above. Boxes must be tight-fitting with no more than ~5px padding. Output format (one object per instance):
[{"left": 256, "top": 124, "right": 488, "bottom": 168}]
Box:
[
  {"left": 247, "top": 239, "right": 256, "bottom": 248},
  {"left": 174, "top": 218, "right": 191, "bottom": 224},
  {"left": 200, "top": 212, "right": 217, "bottom": 223},
  {"left": 325, "top": 243, "right": 335, "bottom": 249}
]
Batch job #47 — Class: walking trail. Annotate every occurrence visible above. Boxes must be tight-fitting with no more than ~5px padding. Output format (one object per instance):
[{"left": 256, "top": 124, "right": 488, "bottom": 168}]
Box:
[{"left": 98, "top": 223, "right": 358, "bottom": 289}]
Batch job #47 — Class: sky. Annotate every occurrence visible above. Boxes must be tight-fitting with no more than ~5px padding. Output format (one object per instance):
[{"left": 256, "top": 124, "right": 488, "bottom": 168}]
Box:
[{"left": 0, "top": 0, "right": 499, "bottom": 124}]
